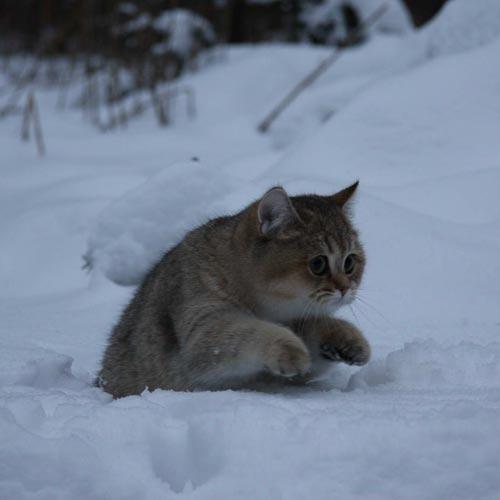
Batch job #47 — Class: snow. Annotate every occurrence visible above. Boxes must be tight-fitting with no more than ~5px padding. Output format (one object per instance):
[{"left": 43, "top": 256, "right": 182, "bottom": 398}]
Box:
[
  {"left": 1, "top": 2, "right": 500, "bottom": 499},
  {"left": 120, "top": 13, "right": 153, "bottom": 34},
  {"left": 118, "top": 8, "right": 215, "bottom": 57},
  {"left": 152, "top": 9, "right": 216, "bottom": 56},
  {"left": 301, "top": 0, "right": 413, "bottom": 38},
  {"left": 421, "top": 0, "right": 500, "bottom": 57}
]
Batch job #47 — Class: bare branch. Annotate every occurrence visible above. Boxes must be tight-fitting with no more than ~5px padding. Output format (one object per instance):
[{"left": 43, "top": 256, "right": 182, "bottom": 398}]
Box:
[{"left": 257, "top": 3, "right": 388, "bottom": 134}]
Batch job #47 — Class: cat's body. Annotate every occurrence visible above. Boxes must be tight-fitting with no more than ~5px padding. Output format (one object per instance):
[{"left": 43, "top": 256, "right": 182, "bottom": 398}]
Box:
[{"left": 98, "top": 184, "right": 370, "bottom": 398}]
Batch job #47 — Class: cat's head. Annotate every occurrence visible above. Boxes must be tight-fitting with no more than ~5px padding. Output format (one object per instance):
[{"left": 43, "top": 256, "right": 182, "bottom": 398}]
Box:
[{"left": 247, "top": 183, "right": 365, "bottom": 321}]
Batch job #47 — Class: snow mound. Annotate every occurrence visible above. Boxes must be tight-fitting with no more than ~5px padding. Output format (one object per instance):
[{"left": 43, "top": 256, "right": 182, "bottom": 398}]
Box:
[
  {"left": 85, "top": 160, "right": 245, "bottom": 285},
  {"left": 271, "top": 35, "right": 500, "bottom": 188},
  {"left": 348, "top": 340, "right": 500, "bottom": 390},
  {"left": 421, "top": 0, "right": 500, "bottom": 57},
  {"left": 0, "top": 347, "right": 85, "bottom": 391}
]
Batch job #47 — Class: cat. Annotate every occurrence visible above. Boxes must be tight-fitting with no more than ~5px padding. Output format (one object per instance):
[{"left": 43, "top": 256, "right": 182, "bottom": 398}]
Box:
[{"left": 97, "top": 182, "right": 370, "bottom": 397}]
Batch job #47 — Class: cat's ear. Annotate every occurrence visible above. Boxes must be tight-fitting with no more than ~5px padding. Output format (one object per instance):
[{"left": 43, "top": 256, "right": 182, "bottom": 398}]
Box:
[
  {"left": 257, "top": 187, "right": 300, "bottom": 237},
  {"left": 331, "top": 181, "right": 359, "bottom": 211}
]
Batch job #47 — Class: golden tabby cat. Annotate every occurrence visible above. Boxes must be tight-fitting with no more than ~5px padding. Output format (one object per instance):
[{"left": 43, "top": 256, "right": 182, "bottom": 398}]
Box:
[{"left": 98, "top": 182, "right": 370, "bottom": 397}]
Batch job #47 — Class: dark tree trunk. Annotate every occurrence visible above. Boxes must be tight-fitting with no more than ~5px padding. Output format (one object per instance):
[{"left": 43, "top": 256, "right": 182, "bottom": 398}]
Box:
[
  {"left": 401, "top": 0, "right": 450, "bottom": 28},
  {"left": 228, "top": 0, "right": 247, "bottom": 43}
]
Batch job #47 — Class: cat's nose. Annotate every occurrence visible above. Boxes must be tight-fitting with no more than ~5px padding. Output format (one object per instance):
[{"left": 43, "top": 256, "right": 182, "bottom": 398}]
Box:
[{"left": 331, "top": 274, "right": 350, "bottom": 296}]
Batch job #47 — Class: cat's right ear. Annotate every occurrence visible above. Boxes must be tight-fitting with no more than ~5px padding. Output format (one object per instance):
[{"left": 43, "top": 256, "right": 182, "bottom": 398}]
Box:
[
  {"left": 257, "top": 187, "right": 300, "bottom": 237},
  {"left": 330, "top": 181, "right": 359, "bottom": 213}
]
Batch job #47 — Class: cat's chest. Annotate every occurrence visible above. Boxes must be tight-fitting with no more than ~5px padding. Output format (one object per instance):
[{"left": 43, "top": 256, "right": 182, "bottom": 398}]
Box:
[{"left": 256, "top": 294, "right": 334, "bottom": 324}]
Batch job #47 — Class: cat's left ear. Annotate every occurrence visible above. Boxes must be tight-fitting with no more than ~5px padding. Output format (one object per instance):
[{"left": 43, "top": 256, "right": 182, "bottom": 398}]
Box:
[
  {"left": 257, "top": 186, "right": 300, "bottom": 237},
  {"left": 331, "top": 181, "right": 359, "bottom": 212}
]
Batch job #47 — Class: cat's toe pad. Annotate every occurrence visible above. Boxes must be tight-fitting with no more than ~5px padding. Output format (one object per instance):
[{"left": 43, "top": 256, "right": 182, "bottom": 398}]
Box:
[
  {"left": 320, "top": 343, "right": 342, "bottom": 362},
  {"left": 320, "top": 342, "right": 370, "bottom": 366}
]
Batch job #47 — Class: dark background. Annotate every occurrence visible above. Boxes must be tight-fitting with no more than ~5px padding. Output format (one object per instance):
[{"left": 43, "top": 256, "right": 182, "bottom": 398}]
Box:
[{"left": 1, "top": 0, "right": 449, "bottom": 53}]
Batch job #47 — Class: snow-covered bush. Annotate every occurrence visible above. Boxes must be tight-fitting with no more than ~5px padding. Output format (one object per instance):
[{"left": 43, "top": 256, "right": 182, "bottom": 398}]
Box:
[
  {"left": 115, "top": 7, "right": 216, "bottom": 72},
  {"left": 300, "top": 0, "right": 412, "bottom": 46}
]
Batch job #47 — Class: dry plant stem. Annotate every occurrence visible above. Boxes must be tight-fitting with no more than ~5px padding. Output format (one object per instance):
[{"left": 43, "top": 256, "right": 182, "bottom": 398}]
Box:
[
  {"left": 56, "top": 60, "right": 74, "bottom": 110},
  {"left": 0, "top": 59, "right": 39, "bottom": 117},
  {"left": 257, "top": 3, "right": 388, "bottom": 133},
  {"left": 117, "top": 84, "right": 128, "bottom": 129},
  {"left": 151, "top": 85, "right": 169, "bottom": 126},
  {"left": 169, "top": 85, "right": 196, "bottom": 121},
  {"left": 89, "top": 74, "right": 101, "bottom": 128},
  {"left": 20, "top": 92, "right": 33, "bottom": 141},
  {"left": 21, "top": 92, "right": 46, "bottom": 156},
  {"left": 184, "top": 86, "right": 196, "bottom": 118},
  {"left": 110, "top": 68, "right": 121, "bottom": 128},
  {"left": 32, "top": 93, "right": 46, "bottom": 156}
]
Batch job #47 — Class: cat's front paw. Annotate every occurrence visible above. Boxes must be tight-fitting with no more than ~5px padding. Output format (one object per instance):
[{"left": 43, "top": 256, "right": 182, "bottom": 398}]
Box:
[
  {"left": 264, "top": 335, "right": 311, "bottom": 377},
  {"left": 320, "top": 339, "right": 370, "bottom": 366}
]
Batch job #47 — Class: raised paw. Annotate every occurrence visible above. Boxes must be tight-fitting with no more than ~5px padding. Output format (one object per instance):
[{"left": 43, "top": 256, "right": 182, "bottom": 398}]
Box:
[
  {"left": 265, "top": 336, "right": 311, "bottom": 378},
  {"left": 320, "top": 340, "right": 370, "bottom": 366}
]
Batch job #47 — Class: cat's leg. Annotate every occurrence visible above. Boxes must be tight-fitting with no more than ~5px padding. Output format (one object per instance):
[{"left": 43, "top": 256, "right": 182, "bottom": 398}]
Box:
[
  {"left": 291, "top": 317, "right": 370, "bottom": 368},
  {"left": 176, "top": 307, "right": 311, "bottom": 389}
]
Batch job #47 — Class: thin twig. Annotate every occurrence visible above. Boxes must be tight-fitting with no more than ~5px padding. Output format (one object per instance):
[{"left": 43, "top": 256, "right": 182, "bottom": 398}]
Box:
[
  {"left": 21, "top": 91, "right": 46, "bottom": 156},
  {"left": 20, "top": 92, "right": 33, "bottom": 141},
  {"left": 150, "top": 85, "right": 169, "bottom": 126},
  {"left": 31, "top": 93, "right": 46, "bottom": 156},
  {"left": 257, "top": 3, "right": 388, "bottom": 133}
]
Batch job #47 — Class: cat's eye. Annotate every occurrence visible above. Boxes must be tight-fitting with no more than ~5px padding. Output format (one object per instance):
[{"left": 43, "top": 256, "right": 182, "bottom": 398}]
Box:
[
  {"left": 344, "top": 254, "right": 356, "bottom": 275},
  {"left": 309, "top": 255, "right": 329, "bottom": 276}
]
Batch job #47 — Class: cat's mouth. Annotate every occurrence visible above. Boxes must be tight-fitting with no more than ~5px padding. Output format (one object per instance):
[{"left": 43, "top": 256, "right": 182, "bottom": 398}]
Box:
[{"left": 312, "top": 288, "right": 355, "bottom": 308}]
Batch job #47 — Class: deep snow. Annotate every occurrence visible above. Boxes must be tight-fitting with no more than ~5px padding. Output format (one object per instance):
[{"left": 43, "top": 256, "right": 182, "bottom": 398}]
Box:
[{"left": 1, "top": 1, "right": 500, "bottom": 499}]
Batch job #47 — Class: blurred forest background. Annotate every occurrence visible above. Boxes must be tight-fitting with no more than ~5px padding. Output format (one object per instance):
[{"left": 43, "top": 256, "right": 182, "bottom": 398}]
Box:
[
  {"left": 0, "top": 0, "right": 449, "bottom": 138},
  {"left": 1, "top": 0, "right": 449, "bottom": 52}
]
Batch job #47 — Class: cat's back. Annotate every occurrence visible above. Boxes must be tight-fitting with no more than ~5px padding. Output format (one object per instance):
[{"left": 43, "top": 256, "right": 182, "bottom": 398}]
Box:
[
  {"left": 98, "top": 210, "right": 247, "bottom": 396},
  {"left": 121, "top": 211, "right": 240, "bottom": 319}
]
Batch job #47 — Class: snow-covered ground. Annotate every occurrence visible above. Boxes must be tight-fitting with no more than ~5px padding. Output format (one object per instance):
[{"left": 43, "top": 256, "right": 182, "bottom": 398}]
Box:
[{"left": 1, "top": 2, "right": 500, "bottom": 499}]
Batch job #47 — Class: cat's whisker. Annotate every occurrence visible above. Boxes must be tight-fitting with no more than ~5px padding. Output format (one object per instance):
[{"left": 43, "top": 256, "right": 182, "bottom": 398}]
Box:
[
  {"left": 350, "top": 297, "right": 393, "bottom": 333},
  {"left": 354, "top": 294, "right": 393, "bottom": 326},
  {"left": 350, "top": 302, "right": 381, "bottom": 330},
  {"left": 348, "top": 304, "right": 361, "bottom": 327},
  {"left": 355, "top": 286, "right": 401, "bottom": 299},
  {"left": 298, "top": 297, "right": 315, "bottom": 336},
  {"left": 299, "top": 302, "right": 312, "bottom": 336}
]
